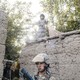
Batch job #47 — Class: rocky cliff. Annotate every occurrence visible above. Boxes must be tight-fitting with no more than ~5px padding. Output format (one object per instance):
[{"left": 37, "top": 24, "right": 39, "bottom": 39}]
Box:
[
  {"left": 0, "top": 10, "right": 7, "bottom": 80},
  {"left": 20, "top": 29, "right": 80, "bottom": 80}
]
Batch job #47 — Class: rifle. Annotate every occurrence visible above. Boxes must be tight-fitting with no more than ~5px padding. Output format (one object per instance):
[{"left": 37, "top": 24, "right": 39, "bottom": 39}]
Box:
[{"left": 20, "top": 68, "right": 33, "bottom": 80}]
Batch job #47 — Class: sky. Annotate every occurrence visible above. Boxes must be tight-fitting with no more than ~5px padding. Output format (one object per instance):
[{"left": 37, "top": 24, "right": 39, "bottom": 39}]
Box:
[
  {"left": 7, "top": 0, "right": 43, "bottom": 15},
  {"left": 7, "top": 0, "right": 46, "bottom": 24}
]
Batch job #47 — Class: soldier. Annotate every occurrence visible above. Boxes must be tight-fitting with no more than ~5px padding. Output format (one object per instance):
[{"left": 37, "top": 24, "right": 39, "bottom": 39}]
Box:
[
  {"left": 20, "top": 53, "right": 55, "bottom": 80},
  {"left": 36, "top": 14, "right": 49, "bottom": 39},
  {"left": 32, "top": 53, "right": 55, "bottom": 80}
]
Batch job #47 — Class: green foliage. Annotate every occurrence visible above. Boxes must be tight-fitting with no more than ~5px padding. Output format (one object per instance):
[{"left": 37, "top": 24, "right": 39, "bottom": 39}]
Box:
[
  {"left": 0, "top": 0, "right": 31, "bottom": 60},
  {"left": 5, "top": 17, "right": 22, "bottom": 60},
  {"left": 41, "top": 0, "right": 80, "bottom": 32}
]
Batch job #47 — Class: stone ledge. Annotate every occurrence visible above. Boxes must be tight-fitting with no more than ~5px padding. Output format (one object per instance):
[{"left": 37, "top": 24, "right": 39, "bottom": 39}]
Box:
[{"left": 26, "top": 30, "right": 80, "bottom": 46}]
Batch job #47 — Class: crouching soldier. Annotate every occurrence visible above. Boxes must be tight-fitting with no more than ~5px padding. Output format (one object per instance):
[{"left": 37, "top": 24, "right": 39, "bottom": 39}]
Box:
[{"left": 20, "top": 53, "right": 56, "bottom": 80}]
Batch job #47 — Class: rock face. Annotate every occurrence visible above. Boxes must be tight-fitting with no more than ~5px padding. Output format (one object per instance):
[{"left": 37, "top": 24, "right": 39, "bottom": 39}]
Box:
[
  {"left": 0, "top": 10, "right": 7, "bottom": 80},
  {"left": 20, "top": 30, "right": 80, "bottom": 80}
]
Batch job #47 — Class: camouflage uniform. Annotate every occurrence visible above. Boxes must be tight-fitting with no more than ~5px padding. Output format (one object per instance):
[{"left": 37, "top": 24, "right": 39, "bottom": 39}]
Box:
[
  {"left": 36, "top": 14, "right": 49, "bottom": 38},
  {"left": 38, "top": 19, "right": 47, "bottom": 36},
  {"left": 33, "top": 71, "right": 55, "bottom": 80},
  {"left": 20, "top": 53, "right": 56, "bottom": 80},
  {"left": 20, "top": 69, "right": 56, "bottom": 80},
  {"left": 32, "top": 53, "right": 56, "bottom": 80}
]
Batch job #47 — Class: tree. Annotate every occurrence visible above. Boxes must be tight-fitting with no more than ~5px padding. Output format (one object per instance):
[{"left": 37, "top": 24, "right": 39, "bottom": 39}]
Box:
[
  {"left": 0, "top": 0, "right": 32, "bottom": 60},
  {"left": 41, "top": 0, "right": 80, "bottom": 32}
]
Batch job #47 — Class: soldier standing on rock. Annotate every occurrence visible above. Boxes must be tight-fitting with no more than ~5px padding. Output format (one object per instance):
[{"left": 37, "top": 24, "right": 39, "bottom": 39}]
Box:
[{"left": 36, "top": 14, "right": 49, "bottom": 39}]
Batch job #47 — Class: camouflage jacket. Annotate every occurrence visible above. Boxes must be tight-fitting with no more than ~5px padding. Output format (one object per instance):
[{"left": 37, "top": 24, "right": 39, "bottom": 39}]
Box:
[
  {"left": 20, "top": 68, "right": 56, "bottom": 80},
  {"left": 33, "top": 72, "right": 56, "bottom": 80}
]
